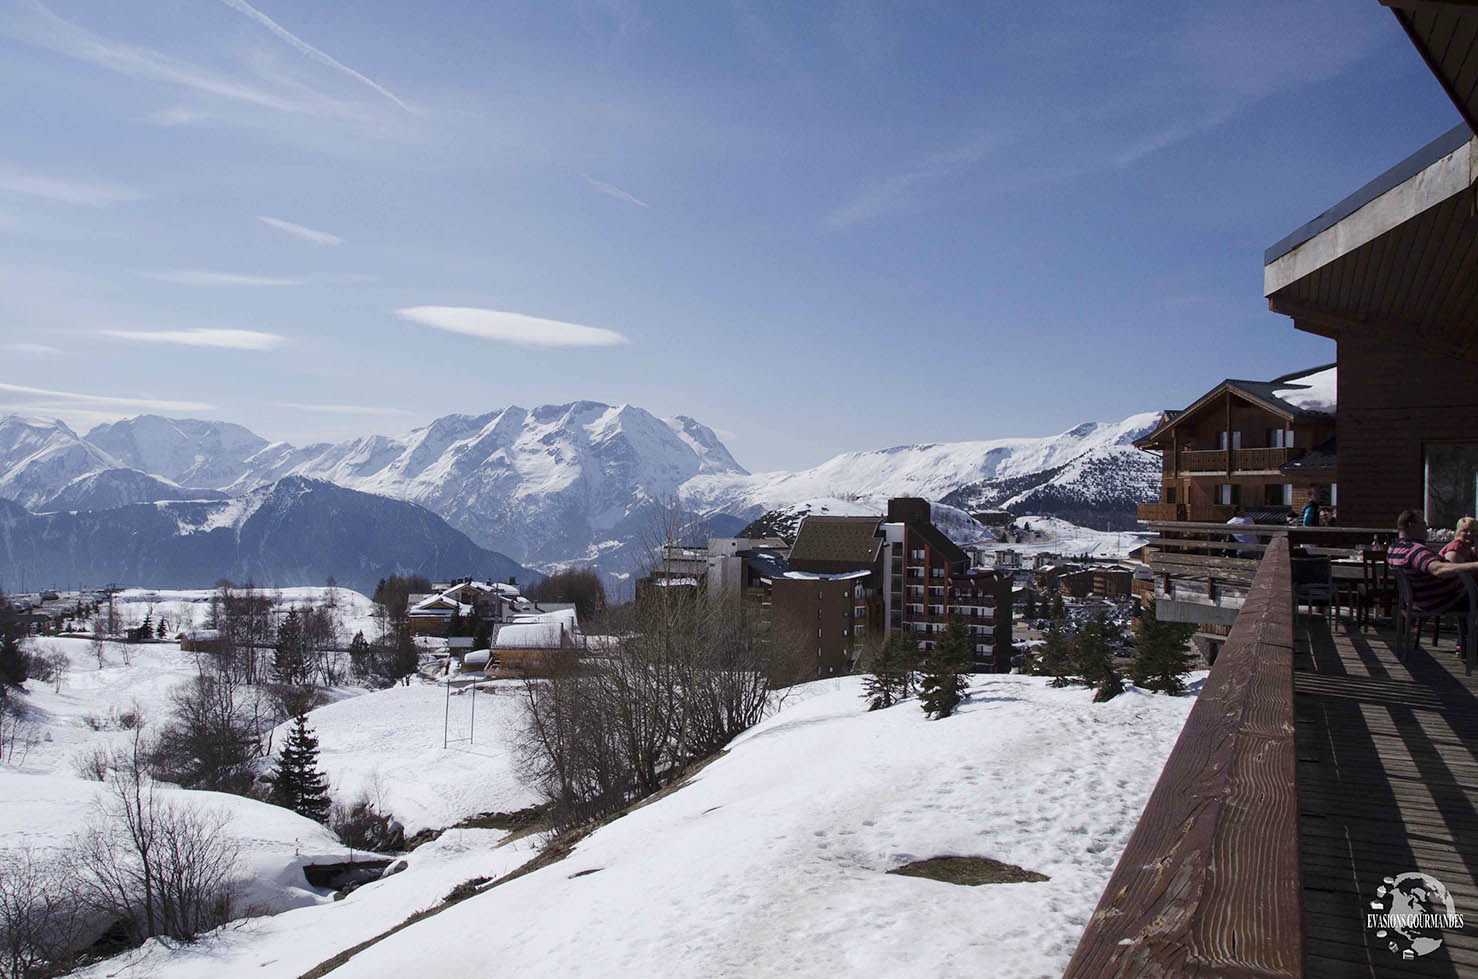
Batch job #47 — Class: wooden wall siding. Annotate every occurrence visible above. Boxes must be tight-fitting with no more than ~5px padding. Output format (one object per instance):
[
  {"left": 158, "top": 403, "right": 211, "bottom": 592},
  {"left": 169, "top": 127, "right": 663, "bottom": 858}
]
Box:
[
  {"left": 1336, "top": 331, "right": 1478, "bottom": 528},
  {"left": 1395, "top": 4, "right": 1478, "bottom": 135},
  {"left": 1064, "top": 538, "right": 1301, "bottom": 979}
]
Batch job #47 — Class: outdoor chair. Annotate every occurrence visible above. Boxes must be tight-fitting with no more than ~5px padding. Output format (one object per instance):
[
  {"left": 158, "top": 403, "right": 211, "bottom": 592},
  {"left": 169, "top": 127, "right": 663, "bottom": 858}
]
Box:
[
  {"left": 1291, "top": 556, "right": 1336, "bottom": 622},
  {"left": 1392, "top": 567, "right": 1466, "bottom": 662},
  {"left": 1357, "top": 548, "right": 1395, "bottom": 629}
]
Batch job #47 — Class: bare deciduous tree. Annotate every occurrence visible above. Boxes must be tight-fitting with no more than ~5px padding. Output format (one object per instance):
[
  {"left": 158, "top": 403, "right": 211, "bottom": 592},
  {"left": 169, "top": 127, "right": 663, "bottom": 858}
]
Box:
[{"left": 0, "top": 849, "right": 86, "bottom": 979}]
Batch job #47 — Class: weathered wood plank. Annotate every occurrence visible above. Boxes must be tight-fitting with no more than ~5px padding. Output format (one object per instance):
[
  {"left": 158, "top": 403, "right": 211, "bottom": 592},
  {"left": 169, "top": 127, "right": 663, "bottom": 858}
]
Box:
[{"left": 1064, "top": 538, "right": 1302, "bottom": 978}]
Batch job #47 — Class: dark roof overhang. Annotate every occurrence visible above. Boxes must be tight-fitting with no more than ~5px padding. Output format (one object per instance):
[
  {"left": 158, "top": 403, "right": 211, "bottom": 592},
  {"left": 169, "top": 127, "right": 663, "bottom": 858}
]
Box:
[{"left": 1385, "top": 1, "right": 1478, "bottom": 136}]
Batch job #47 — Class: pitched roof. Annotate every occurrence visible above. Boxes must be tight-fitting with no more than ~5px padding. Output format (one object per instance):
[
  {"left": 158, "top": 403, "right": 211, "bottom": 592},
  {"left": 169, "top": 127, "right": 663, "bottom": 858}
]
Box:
[
  {"left": 788, "top": 516, "right": 883, "bottom": 570},
  {"left": 1135, "top": 366, "right": 1336, "bottom": 449}
]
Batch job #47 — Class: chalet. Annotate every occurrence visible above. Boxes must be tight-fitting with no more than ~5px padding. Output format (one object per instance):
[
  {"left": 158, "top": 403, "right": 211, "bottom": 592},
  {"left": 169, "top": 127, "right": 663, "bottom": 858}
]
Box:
[
  {"left": 490, "top": 608, "right": 581, "bottom": 676},
  {"left": 408, "top": 580, "right": 526, "bottom": 637},
  {"left": 1091, "top": 567, "right": 1134, "bottom": 601},
  {"left": 1263, "top": 37, "right": 1478, "bottom": 528},
  {"left": 1135, "top": 366, "right": 1336, "bottom": 524},
  {"left": 1057, "top": 568, "right": 1098, "bottom": 600}
]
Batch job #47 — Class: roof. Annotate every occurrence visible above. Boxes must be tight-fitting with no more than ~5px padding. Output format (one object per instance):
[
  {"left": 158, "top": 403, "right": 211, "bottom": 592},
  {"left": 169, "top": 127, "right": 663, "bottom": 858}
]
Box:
[
  {"left": 1264, "top": 123, "right": 1478, "bottom": 355},
  {"left": 1280, "top": 437, "right": 1337, "bottom": 474},
  {"left": 1135, "top": 369, "right": 1336, "bottom": 449},
  {"left": 908, "top": 519, "right": 967, "bottom": 567},
  {"left": 1388, "top": 4, "right": 1478, "bottom": 137},
  {"left": 737, "top": 548, "right": 789, "bottom": 579},
  {"left": 1264, "top": 123, "right": 1472, "bottom": 266},
  {"left": 788, "top": 516, "right": 883, "bottom": 571},
  {"left": 495, "top": 622, "right": 566, "bottom": 648}
]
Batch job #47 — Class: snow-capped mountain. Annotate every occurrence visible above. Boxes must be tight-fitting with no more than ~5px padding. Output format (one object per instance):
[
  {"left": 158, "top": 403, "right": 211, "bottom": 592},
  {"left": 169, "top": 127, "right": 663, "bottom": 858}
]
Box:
[
  {"left": 86, "top": 415, "right": 269, "bottom": 489},
  {"left": 0, "top": 477, "right": 530, "bottom": 593},
  {"left": 0, "top": 416, "right": 124, "bottom": 510},
  {"left": 0, "top": 404, "right": 1162, "bottom": 586}
]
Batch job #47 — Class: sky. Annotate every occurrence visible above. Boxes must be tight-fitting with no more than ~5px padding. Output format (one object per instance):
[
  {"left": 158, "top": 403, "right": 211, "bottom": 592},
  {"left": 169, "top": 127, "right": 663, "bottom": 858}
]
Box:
[{"left": 0, "top": 0, "right": 1462, "bottom": 473}]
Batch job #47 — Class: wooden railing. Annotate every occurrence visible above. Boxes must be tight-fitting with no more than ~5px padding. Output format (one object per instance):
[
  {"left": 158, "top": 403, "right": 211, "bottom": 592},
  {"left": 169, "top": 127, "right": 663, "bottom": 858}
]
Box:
[
  {"left": 1179, "top": 449, "right": 1228, "bottom": 471},
  {"left": 1064, "top": 537, "right": 1302, "bottom": 978},
  {"left": 1233, "top": 446, "right": 1299, "bottom": 470}
]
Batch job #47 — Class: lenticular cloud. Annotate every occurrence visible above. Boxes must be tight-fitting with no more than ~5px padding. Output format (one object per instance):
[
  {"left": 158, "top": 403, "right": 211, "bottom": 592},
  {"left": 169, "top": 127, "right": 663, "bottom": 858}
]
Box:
[{"left": 394, "top": 305, "right": 629, "bottom": 348}]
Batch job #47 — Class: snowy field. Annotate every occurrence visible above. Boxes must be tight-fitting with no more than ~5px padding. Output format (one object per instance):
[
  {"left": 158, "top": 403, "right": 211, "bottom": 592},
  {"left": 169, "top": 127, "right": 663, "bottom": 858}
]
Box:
[
  {"left": 82, "top": 672, "right": 1200, "bottom": 979},
  {"left": 1009, "top": 515, "right": 1146, "bottom": 560},
  {"left": 273, "top": 679, "right": 540, "bottom": 835},
  {"left": 110, "top": 585, "right": 382, "bottom": 642}
]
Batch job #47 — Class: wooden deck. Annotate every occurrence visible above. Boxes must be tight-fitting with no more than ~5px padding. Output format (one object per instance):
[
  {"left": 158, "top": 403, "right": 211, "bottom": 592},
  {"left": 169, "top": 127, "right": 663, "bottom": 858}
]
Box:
[{"left": 1296, "top": 616, "right": 1478, "bottom": 976}]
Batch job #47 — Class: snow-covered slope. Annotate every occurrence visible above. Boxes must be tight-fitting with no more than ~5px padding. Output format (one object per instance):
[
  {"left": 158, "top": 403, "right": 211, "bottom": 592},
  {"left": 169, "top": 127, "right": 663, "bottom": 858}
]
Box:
[
  {"left": 38, "top": 467, "right": 227, "bottom": 512},
  {"left": 81, "top": 673, "right": 1200, "bottom": 978}
]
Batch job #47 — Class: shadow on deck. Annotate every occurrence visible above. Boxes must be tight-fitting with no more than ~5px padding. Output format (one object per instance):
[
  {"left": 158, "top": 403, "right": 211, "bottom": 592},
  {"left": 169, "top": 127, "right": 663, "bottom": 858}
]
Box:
[{"left": 1296, "top": 616, "right": 1478, "bottom": 977}]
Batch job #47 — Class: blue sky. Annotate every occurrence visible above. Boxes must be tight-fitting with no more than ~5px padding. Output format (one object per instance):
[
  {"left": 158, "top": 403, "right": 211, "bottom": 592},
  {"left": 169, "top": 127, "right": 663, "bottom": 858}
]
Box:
[{"left": 0, "top": 0, "right": 1461, "bottom": 471}]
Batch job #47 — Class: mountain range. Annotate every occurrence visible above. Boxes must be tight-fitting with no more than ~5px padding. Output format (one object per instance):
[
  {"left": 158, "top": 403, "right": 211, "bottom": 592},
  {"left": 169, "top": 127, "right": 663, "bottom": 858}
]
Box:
[{"left": 0, "top": 405, "right": 1161, "bottom": 590}]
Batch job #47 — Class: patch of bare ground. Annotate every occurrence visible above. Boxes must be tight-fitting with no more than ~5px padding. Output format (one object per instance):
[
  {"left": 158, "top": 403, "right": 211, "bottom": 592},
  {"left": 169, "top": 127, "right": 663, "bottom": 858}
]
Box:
[{"left": 887, "top": 856, "right": 1049, "bottom": 886}]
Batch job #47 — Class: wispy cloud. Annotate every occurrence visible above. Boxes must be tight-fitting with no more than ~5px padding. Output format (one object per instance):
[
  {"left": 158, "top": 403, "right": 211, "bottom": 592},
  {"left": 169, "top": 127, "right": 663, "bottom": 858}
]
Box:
[
  {"left": 0, "top": 342, "right": 60, "bottom": 355},
  {"left": 582, "top": 173, "right": 648, "bottom": 208},
  {"left": 144, "top": 106, "right": 216, "bottom": 127},
  {"left": 395, "top": 306, "right": 630, "bottom": 348},
  {"left": 257, "top": 215, "right": 343, "bottom": 245},
  {"left": 272, "top": 401, "right": 411, "bottom": 415},
  {"left": 219, "top": 0, "right": 409, "bottom": 111},
  {"left": 0, "top": 380, "right": 213, "bottom": 413},
  {"left": 0, "top": 166, "right": 140, "bottom": 207},
  {"left": 8, "top": 0, "right": 308, "bottom": 112},
  {"left": 826, "top": 137, "right": 988, "bottom": 231},
  {"left": 145, "top": 269, "right": 304, "bottom": 286},
  {"left": 99, "top": 329, "right": 285, "bottom": 350}
]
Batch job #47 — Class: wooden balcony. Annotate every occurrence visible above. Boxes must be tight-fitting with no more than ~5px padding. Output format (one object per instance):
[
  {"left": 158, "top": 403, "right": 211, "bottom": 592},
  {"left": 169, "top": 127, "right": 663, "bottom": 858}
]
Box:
[
  {"left": 1172, "top": 446, "right": 1302, "bottom": 475},
  {"left": 1178, "top": 448, "right": 1228, "bottom": 472},
  {"left": 1233, "top": 446, "right": 1299, "bottom": 470}
]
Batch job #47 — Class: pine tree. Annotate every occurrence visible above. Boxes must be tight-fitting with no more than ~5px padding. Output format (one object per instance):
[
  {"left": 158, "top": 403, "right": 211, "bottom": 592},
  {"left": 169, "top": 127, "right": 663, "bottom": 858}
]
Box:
[
  {"left": 0, "top": 588, "right": 26, "bottom": 693},
  {"left": 348, "top": 631, "right": 374, "bottom": 679},
  {"left": 918, "top": 618, "right": 971, "bottom": 719},
  {"left": 861, "top": 634, "right": 913, "bottom": 710},
  {"left": 156, "top": 616, "right": 169, "bottom": 639},
  {"left": 1051, "top": 591, "right": 1065, "bottom": 621},
  {"left": 1073, "top": 614, "right": 1124, "bottom": 702},
  {"left": 1023, "top": 589, "right": 1038, "bottom": 619},
  {"left": 274, "top": 609, "right": 310, "bottom": 687},
  {"left": 270, "top": 715, "right": 332, "bottom": 824},
  {"left": 1130, "top": 601, "right": 1198, "bottom": 694},
  {"left": 1035, "top": 620, "right": 1075, "bottom": 687}
]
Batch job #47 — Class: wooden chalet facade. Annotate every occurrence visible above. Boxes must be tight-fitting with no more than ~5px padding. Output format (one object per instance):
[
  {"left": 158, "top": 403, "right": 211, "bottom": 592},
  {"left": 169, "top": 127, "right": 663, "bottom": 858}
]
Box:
[
  {"left": 1264, "top": 5, "right": 1478, "bottom": 530},
  {"left": 1134, "top": 368, "right": 1336, "bottom": 523}
]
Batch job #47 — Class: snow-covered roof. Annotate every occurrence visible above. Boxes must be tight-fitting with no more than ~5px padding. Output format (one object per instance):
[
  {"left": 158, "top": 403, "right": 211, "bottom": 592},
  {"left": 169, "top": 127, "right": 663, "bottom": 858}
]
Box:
[
  {"left": 652, "top": 577, "right": 700, "bottom": 587},
  {"left": 495, "top": 622, "right": 566, "bottom": 648},
  {"left": 1270, "top": 365, "right": 1336, "bottom": 413},
  {"left": 781, "top": 569, "right": 871, "bottom": 581}
]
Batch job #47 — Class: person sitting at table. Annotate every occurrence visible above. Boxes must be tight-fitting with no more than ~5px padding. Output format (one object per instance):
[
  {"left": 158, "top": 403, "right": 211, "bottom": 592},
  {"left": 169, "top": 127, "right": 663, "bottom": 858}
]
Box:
[
  {"left": 1389, "top": 509, "right": 1478, "bottom": 655},
  {"left": 1441, "top": 516, "right": 1478, "bottom": 564}
]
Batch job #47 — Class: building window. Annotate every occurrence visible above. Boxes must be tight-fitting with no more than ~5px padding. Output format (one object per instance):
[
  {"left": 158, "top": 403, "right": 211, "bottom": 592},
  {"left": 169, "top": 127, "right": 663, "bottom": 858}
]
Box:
[
  {"left": 1216, "top": 484, "right": 1241, "bottom": 506},
  {"left": 1217, "top": 430, "right": 1242, "bottom": 450},
  {"left": 910, "top": 548, "right": 925, "bottom": 560}
]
